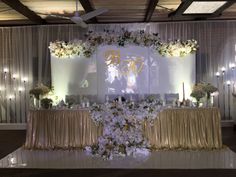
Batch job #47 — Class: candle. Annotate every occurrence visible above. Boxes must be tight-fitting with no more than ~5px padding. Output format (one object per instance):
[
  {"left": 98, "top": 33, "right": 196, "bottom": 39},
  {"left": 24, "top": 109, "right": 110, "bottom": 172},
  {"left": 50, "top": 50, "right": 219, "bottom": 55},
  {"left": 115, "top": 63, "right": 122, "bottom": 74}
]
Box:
[
  {"left": 3, "top": 67, "right": 8, "bottom": 80},
  {"left": 182, "top": 82, "right": 185, "bottom": 100},
  {"left": 86, "top": 101, "right": 90, "bottom": 108},
  {"left": 172, "top": 100, "right": 176, "bottom": 107},
  {"left": 233, "top": 83, "right": 235, "bottom": 94},
  {"left": 230, "top": 63, "right": 236, "bottom": 70},
  {"left": 221, "top": 67, "right": 226, "bottom": 75},
  {"left": 3, "top": 67, "right": 9, "bottom": 73},
  {"left": 22, "top": 77, "right": 28, "bottom": 83},
  {"left": 18, "top": 87, "right": 23, "bottom": 93},
  {"left": 216, "top": 72, "right": 220, "bottom": 77},
  {"left": 82, "top": 102, "right": 85, "bottom": 108},
  {"left": 106, "top": 95, "right": 109, "bottom": 102},
  {"left": 118, "top": 96, "right": 122, "bottom": 103},
  {"left": 130, "top": 95, "right": 133, "bottom": 101},
  {"left": 12, "top": 74, "right": 18, "bottom": 80},
  {"left": 163, "top": 101, "right": 166, "bottom": 106},
  {"left": 177, "top": 100, "right": 181, "bottom": 107}
]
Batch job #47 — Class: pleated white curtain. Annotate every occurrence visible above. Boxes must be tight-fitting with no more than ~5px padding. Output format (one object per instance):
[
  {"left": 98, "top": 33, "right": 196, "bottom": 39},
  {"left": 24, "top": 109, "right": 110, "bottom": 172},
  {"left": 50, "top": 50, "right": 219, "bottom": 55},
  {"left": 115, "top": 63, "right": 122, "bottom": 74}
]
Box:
[{"left": 1, "top": 21, "right": 236, "bottom": 122}]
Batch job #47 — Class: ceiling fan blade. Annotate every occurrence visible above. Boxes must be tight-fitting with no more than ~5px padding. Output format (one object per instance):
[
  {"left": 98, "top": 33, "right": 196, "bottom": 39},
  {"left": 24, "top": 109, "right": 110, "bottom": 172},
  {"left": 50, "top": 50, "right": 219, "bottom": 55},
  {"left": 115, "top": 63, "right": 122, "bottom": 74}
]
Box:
[
  {"left": 37, "top": 12, "right": 70, "bottom": 19},
  {"left": 79, "top": 21, "right": 88, "bottom": 28},
  {"left": 80, "top": 8, "right": 108, "bottom": 21},
  {"left": 70, "top": 16, "right": 88, "bottom": 28}
]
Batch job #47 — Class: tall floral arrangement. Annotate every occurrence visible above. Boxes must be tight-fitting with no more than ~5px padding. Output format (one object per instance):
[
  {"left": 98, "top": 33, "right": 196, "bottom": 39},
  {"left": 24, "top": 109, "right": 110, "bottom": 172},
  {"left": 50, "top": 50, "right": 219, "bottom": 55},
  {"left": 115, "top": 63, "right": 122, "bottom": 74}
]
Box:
[
  {"left": 202, "top": 83, "right": 218, "bottom": 99},
  {"left": 190, "top": 83, "right": 205, "bottom": 106},
  {"left": 191, "top": 83, "right": 218, "bottom": 106},
  {"left": 29, "top": 83, "right": 50, "bottom": 100}
]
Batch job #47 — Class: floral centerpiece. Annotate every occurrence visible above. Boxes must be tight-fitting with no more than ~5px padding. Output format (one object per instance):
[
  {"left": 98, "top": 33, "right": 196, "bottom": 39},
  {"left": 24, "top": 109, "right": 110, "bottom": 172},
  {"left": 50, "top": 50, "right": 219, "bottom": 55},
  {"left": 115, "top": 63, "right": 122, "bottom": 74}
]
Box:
[
  {"left": 202, "top": 83, "right": 218, "bottom": 100},
  {"left": 29, "top": 83, "right": 50, "bottom": 100},
  {"left": 190, "top": 83, "right": 205, "bottom": 107},
  {"left": 40, "top": 98, "right": 53, "bottom": 109},
  {"left": 191, "top": 83, "right": 218, "bottom": 107}
]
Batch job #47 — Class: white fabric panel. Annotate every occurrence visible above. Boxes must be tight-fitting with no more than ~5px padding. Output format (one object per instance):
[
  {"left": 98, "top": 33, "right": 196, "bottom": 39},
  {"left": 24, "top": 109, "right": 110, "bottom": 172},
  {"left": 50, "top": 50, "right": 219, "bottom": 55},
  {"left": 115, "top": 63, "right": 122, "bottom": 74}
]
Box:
[{"left": 51, "top": 45, "right": 195, "bottom": 102}]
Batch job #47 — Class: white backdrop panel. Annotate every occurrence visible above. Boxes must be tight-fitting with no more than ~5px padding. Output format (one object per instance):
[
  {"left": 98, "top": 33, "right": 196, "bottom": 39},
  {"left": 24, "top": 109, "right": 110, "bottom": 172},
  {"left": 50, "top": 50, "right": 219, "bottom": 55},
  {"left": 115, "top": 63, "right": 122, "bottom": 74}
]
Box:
[{"left": 51, "top": 45, "right": 195, "bottom": 102}]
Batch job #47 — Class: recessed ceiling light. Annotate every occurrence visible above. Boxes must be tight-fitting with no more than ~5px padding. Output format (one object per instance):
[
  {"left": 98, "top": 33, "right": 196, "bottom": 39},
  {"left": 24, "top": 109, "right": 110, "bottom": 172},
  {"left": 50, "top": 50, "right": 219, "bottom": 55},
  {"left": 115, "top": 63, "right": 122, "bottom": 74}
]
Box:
[{"left": 183, "top": 1, "right": 227, "bottom": 14}]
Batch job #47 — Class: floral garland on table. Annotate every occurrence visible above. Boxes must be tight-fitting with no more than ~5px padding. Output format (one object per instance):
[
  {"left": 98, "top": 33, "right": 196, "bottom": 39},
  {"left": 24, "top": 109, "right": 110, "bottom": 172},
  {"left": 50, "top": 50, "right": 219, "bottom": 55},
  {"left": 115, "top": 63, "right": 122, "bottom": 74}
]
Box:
[
  {"left": 158, "top": 39, "right": 198, "bottom": 57},
  {"left": 87, "top": 100, "right": 164, "bottom": 160}
]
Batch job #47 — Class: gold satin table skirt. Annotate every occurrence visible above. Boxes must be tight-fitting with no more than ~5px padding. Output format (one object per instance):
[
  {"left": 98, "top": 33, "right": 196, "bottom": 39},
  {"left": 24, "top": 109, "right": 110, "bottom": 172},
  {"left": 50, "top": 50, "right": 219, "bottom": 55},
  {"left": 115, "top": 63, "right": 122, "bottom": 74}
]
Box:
[
  {"left": 24, "top": 109, "right": 102, "bottom": 149},
  {"left": 24, "top": 108, "right": 222, "bottom": 150},
  {"left": 143, "top": 108, "right": 222, "bottom": 149}
]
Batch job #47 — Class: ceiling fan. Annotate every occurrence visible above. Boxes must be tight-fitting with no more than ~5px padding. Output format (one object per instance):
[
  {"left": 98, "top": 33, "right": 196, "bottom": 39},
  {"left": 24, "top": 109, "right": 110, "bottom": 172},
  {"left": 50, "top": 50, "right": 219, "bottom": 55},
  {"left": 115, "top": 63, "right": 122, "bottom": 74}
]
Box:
[{"left": 38, "top": 0, "right": 108, "bottom": 28}]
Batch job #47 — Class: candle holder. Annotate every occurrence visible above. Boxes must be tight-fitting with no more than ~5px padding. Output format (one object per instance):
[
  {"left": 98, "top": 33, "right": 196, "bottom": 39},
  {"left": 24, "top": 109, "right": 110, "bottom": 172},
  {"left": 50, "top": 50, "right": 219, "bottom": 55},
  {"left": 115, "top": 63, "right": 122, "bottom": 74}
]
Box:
[
  {"left": 0, "top": 65, "right": 29, "bottom": 124},
  {"left": 8, "top": 95, "right": 14, "bottom": 123},
  {"left": 22, "top": 77, "right": 28, "bottom": 122},
  {"left": 18, "top": 87, "right": 23, "bottom": 123},
  {"left": 3, "top": 67, "right": 8, "bottom": 123},
  {"left": 221, "top": 67, "right": 226, "bottom": 119},
  {"left": 227, "top": 81, "right": 231, "bottom": 120},
  {"left": 216, "top": 72, "right": 220, "bottom": 108},
  {"left": 0, "top": 87, "right": 2, "bottom": 123}
]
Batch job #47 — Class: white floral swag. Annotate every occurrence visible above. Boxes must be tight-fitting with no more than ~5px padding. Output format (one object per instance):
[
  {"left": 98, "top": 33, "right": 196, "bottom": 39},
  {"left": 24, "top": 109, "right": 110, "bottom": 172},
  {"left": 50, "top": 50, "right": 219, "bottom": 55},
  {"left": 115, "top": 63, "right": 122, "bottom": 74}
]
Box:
[{"left": 49, "top": 30, "right": 198, "bottom": 59}]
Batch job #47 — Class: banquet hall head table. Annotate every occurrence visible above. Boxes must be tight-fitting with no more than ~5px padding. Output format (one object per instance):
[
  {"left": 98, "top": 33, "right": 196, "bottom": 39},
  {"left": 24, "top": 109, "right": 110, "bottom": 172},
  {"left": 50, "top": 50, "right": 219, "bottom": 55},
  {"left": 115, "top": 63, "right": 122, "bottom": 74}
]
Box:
[{"left": 24, "top": 100, "right": 222, "bottom": 160}]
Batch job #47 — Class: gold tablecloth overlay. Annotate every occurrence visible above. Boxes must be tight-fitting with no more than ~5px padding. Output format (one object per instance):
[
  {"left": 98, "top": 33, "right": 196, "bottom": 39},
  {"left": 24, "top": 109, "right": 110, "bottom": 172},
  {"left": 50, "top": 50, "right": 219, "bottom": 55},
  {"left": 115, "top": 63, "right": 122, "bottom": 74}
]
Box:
[{"left": 24, "top": 108, "right": 222, "bottom": 150}]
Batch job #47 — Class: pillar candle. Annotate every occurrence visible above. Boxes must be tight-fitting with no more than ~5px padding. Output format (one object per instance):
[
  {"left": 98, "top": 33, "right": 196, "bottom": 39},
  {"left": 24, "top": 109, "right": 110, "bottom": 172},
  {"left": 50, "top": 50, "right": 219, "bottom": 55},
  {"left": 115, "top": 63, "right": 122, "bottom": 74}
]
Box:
[{"left": 183, "top": 82, "right": 185, "bottom": 100}]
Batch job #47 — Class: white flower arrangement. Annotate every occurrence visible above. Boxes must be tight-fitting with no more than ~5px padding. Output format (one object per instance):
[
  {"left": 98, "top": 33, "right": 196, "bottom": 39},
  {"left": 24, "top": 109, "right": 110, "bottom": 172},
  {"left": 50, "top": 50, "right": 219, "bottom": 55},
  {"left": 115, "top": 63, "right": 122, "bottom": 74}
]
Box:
[
  {"left": 157, "top": 39, "right": 198, "bottom": 57},
  {"left": 49, "top": 30, "right": 198, "bottom": 59},
  {"left": 49, "top": 40, "right": 83, "bottom": 59},
  {"left": 49, "top": 30, "right": 161, "bottom": 59},
  {"left": 88, "top": 100, "right": 164, "bottom": 160}
]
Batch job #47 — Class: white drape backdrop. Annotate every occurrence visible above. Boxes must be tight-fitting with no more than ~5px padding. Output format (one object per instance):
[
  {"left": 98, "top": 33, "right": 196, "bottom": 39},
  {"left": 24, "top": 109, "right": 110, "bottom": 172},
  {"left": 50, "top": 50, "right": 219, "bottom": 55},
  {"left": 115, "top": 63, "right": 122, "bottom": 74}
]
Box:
[
  {"left": 1, "top": 21, "right": 236, "bottom": 122},
  {"left": 51, "top": 46, "right": 195, "bottom": 102}
]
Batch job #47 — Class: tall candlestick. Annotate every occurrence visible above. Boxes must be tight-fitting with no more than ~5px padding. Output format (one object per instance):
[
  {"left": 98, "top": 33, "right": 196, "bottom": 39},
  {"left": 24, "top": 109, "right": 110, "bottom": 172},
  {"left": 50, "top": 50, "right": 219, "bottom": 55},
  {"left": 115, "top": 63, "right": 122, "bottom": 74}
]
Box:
[
  {"left": 0, "top": 87, "right": 2, "bottom": 123},
  {"left": 222, "top": 69, "right": 226, "bottom": 119},
  {"left": 3, "top": 68, "right": 8, "bottom": 123},
  {"left": 18, "top": 87, "right": 23, "bottom": 123},
  {"left": 8, "top": 95, "right": 14, "bottom": 123},
  {"left": 23, "top": 78, "right": 27, "bottom": 122},
  {"left": 227, "top": 81, "right": 231, "bottom": 120},
  {"left": 182, "top": 82, "right": 185, "bottom": 101},
  {"left": 216, "top": 72, "right": 220, "bottom": 108}
]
